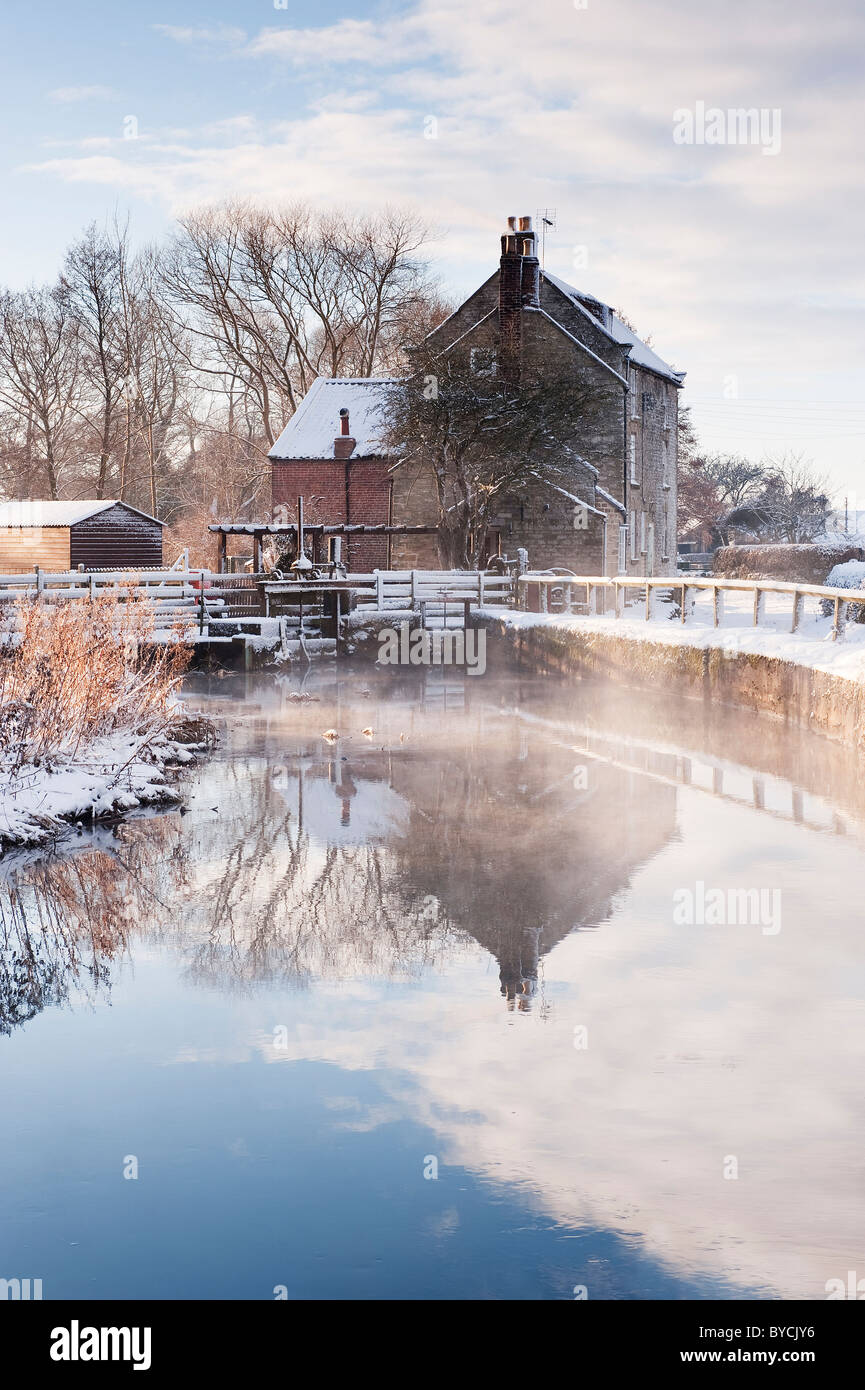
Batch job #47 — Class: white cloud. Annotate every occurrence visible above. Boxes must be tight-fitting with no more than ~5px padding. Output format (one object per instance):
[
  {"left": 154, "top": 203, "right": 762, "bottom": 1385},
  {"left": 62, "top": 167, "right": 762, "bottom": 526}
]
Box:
[
  {"left": 245, "top": 17, "right": 428, "bottom": 67},
  {"left": 48, "top": 85, "right": 118, "bottom": 104},
  {"left": 25, "top": 0, "right": 865, "bottom": 490},
  {"left": 153, "top": 24, "right": 246, "bottom": 46}
]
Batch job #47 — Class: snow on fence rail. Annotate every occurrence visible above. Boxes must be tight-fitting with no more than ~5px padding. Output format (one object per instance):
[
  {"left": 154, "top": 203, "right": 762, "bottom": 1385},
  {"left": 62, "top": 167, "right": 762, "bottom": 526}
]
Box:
[
  {"left": 358, "top": 570, "right": 514, "bottom": 613},
  {"left": 0, "top": 568, "right": 253, "bottom": 629},
  {"left": 260, "top": 569, "right": 516, "bottom": 619},
  {"left": 517, "top": 574, "right": 865, "bottom": 641},
  {"left": 0, "top": 567, "right": 518, "bottom": 629}
]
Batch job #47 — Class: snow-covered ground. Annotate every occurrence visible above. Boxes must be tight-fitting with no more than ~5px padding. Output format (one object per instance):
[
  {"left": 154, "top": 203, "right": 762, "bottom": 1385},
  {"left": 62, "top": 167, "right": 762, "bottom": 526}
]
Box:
[
  {"left": 483, "top": 586, "right": 865, "bottom": 684},
  {"left": 0, "top": 730, "right": 205, "bottom": 851}
]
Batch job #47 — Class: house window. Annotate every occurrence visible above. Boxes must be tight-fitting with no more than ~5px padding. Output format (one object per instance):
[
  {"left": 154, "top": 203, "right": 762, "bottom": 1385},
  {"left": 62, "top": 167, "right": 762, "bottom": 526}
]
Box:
[
  {"left": 630, "top": 368, "right": 638, "bottom": 420},
  {"left": 470, "top": 346, "right": 497, "bottom": 376},
  {"left": 629, "top": 434, "right": 638, "bottom": 486},
  {"left": 640, "top": 512, "right": 646, "bottom": 554},
  {"left": 617, "top": 525, "right": 628, "bottom": 574},
  {"left": 629, "top": 510, "right": 637, "bottom": 561}
]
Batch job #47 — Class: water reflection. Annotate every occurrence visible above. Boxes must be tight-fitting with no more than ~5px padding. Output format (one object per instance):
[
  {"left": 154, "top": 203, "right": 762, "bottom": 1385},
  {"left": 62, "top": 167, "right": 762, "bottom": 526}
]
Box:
[
  {"left": 2, "top": 667, "right": 865, "bottom": 1300},
  {"left": 2, "top": 680, "right": 683, "bottom": 1026}
]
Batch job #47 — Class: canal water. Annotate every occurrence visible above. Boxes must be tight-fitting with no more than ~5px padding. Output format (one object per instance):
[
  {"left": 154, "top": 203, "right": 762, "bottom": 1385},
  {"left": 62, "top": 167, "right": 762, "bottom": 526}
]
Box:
[{"left": 1, "top": 663, "right": 864, "bottom": 1300}]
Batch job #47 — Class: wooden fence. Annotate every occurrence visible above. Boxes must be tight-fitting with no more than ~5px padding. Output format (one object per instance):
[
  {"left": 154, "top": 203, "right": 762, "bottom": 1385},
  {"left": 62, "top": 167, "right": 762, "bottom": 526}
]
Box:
[
  {"left": 0, "top": 568, "right": 258, "bottom": 629},
  {"left": 518, "top": 573, "right": 864, "bottom": 641},
  {"left": 0, "top": 566, "right": 517, "bottom": 631},
  {"left": 261, "top": 569, "right": 516, "bottom": 623}
]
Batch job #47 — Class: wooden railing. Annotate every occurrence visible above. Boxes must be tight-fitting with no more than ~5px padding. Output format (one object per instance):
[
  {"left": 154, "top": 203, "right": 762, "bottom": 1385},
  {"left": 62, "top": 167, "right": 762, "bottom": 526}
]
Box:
[
  {"left": 262, "top": 569, "right": 517, "bottom": 622},
  {"left": 0, "top": 568, "right": 256, "bottom": 630},
  {"left": 0, "top": 567, "right": 518, "bottom": 631},
  {"left": 517, "top": 574, "right": 865, "bottom": 641}
]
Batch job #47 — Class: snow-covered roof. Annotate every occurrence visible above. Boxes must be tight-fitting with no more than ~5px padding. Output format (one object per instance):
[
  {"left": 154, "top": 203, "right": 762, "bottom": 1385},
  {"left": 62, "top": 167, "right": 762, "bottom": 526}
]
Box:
[
  {"left": 269, "top": 376, "right": 400, "bottom": 460},
  {"left": 542, "top": 271, "right": 685, "bottom": 385},
  {"left": 0, "top": 499, "right": 162, "bottom": 527}
]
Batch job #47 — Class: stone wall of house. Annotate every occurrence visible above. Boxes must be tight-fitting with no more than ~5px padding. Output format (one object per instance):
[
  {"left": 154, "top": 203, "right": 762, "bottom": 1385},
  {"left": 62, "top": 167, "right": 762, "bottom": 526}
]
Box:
[
  {"left": 427, "top": 275, "right": 500, "bottom": 351},
  {"left": 625, "top": 369, "right": 679, "bottom": 577},
  {"left": 490, "top": 475, "right": 604, "bottom": 572},
  {"left": 391, "top": 459, "right": 440, "bottom": 568}
]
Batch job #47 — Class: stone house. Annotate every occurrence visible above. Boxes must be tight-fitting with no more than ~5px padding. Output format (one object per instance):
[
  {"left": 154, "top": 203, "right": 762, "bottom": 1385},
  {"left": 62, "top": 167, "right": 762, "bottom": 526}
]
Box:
[{"left": 269, "top": 215, "right": 684, "bottom": 574}]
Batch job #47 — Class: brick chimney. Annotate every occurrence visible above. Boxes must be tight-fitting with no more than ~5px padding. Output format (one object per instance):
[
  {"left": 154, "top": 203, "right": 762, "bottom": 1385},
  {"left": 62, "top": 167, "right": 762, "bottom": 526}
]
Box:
[
  {"left": 499, "top": 214, "right": 539, "bottom": 383},
  {"left": 334, "top": 407, "right": 355, "bottom": 459}
]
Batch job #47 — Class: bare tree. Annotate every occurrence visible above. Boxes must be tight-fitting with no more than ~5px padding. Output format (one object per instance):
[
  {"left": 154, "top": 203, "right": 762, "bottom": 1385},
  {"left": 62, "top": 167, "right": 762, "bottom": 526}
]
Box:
[
  {"left": 117, "top": 245, "right": 191, "bottom": 517},
  {"left": 756, "top": 452, "right": 831, "bottom": 543},
  {"left": 59, "top": 222, "right": 130, "bottom": 498},
  {"left": 0, "top": 286, "right": 81, "bottom": 498},
  {"left": 163, "top": 201, "right": 436, "bottom": 445}
]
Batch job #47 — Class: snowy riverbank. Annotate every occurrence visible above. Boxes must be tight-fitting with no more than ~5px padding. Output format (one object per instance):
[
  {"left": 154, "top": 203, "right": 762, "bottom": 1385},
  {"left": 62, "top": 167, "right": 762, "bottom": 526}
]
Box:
[
  {"left": 0, "top": 724, "right": 211, "bottom": 850},
  {"left": 482, "top": 588, "right": 865, "bottom": 684},
  {"left": 0, "top": 593, "right": 214, "bottom": 851}
]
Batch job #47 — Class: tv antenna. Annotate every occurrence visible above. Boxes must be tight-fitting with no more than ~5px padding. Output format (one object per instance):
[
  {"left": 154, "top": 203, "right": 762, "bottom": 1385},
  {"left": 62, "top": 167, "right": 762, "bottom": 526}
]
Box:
[{"left": 536, "top": 209, "right": 557, "bottom": 271}]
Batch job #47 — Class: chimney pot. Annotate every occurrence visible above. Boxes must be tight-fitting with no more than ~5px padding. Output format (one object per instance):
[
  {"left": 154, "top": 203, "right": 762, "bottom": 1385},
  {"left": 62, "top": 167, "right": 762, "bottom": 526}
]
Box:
[{"left": 335, "top": 408, "right": 356, "bottom": 458}]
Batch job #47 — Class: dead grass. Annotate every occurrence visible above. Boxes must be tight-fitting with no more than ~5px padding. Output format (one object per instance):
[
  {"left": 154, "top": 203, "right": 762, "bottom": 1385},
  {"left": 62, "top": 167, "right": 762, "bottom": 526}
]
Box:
[{"left": 0, "top": 593, "right": 192, "bottom": 775}]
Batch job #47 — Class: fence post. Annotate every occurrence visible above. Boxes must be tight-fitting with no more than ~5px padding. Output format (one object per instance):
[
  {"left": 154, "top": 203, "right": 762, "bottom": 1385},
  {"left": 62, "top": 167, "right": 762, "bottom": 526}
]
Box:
[
  {"left": 478, "top": 571, "right": 485, "bottom": 607},
  {"left": 376, "top": 570, "right": 385, "bottom": 610},
  {"left": 832, "top": 595, "right": 843, "bottom": 641},
  {"left": 89, "top": 573, "right": 96, "bottom": 603},
  {"left": 199, "top": 571, "right": 206, "bottom": 635},
  {"left": 411, "top": 570, "right": 418, "bottom": 609},
  {"left": 35, "top": 565, "right": 44, "bottom": 600},
  {"left": 753, "top": 587, "right": 765, "bottom": 627},
  {"left": 791, "top": 590, "right": 802, "bottom": 633},
  {"left": 615, "top": 582, "right": 624, "bottom": 618}
]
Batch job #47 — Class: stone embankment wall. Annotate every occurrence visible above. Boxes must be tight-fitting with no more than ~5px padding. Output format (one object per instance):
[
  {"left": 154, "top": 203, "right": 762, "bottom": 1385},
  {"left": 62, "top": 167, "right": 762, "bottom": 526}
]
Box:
[{"left": 482, "top": 615, "right": 865, "bottom": 747}]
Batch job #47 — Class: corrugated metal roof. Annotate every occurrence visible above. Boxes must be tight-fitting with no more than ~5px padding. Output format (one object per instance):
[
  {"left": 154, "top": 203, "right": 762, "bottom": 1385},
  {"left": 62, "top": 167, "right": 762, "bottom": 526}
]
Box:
[
  {"left": 269, "top": 377, "right": 399, "bottom": 461},
  {"left": 0, "top": 500, "right": 163, "bottom": 527}
]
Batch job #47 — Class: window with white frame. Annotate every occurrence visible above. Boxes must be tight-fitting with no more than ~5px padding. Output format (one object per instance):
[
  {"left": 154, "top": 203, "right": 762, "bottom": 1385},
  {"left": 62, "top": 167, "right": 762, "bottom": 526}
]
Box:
[
  {"left": 629, "top": 510, "right": 636, "bottom": 561},
  {"left": 630, "top": 368, "right": 638, "bottom": 420},
  {"left": 629, "top": 434, "right": 638, "bottom": 485},
  {"left": 617, "top": 524, "right": 628, "bottom": 574},
  {"left": 640, "top": 512, "right": 646, "bottom": 554}
]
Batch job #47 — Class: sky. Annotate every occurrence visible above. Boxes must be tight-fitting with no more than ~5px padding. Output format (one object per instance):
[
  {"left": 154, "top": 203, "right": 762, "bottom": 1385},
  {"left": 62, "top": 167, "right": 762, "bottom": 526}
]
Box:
[{"left": 1, "top": 0, "right": 864, "bottom": 502}]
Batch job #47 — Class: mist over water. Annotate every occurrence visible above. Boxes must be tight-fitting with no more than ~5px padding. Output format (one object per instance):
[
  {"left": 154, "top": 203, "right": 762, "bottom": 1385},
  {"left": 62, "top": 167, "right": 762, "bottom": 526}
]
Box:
[{"left": 2, "top": 666, "right": 864, "bottom": 1300}]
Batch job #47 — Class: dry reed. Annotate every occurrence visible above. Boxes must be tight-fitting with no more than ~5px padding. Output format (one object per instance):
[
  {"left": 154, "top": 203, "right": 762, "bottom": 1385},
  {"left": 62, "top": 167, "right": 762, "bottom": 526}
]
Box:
[{"left": 0, "top": 592, "right": 192, "bottom": 777}]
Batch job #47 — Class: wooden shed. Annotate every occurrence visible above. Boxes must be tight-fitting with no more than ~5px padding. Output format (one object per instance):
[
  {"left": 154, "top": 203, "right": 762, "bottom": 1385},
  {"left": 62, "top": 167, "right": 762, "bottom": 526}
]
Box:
[{"left": 0, "top": 500, "right": 164, "bottom": 573}]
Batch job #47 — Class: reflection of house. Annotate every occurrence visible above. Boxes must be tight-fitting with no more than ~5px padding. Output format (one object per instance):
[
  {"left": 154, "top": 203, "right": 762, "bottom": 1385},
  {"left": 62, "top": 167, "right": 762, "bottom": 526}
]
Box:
[
  {"left": 307, "top": 717, "right": 679, "bottom": 1008},
  {"left": 269, "top": 215, "right": 684, "bottom": 575}
]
